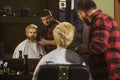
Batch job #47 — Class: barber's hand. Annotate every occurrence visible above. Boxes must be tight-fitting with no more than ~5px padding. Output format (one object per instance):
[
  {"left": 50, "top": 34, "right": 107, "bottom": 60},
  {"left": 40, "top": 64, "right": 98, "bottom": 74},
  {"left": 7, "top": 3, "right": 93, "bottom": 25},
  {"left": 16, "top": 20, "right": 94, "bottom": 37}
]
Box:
[
  {"left": 39, "top": 39, "right": 47, "bottom": 46},
  {"left": 75, "top": 44, "right": 90, "bottom": 61},
  {"left": 76, "top": 44, "right": 89, "bottom": 55}
]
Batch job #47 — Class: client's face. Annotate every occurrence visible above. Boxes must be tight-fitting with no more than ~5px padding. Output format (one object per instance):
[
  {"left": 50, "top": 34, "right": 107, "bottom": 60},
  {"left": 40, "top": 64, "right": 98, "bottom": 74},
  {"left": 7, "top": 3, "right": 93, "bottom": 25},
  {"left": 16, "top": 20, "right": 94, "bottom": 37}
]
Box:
[{"left": 26, "top": 28, "right": 37, "bottom": 41}]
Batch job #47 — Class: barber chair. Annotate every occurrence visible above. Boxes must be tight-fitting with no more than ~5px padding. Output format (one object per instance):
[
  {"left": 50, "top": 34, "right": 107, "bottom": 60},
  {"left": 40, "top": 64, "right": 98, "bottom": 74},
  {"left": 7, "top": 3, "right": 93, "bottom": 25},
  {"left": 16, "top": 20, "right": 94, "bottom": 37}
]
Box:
[{"left": 37, "top": 64, "right": 89, "bottom": 80}]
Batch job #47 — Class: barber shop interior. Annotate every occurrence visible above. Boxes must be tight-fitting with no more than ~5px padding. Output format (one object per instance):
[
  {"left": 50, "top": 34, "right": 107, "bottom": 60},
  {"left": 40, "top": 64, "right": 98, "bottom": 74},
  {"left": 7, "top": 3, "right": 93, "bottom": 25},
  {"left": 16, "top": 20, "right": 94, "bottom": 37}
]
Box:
[{"left": 0, "top": 0, "right": 120, "bottom": 80}]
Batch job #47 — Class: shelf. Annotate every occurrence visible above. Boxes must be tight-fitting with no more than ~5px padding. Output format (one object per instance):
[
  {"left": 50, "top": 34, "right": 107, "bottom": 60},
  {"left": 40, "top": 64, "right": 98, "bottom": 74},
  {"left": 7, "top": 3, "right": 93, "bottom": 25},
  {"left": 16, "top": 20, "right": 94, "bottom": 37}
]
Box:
[{"left": 0, "top": 16, "right": 41, "bottom": 23}]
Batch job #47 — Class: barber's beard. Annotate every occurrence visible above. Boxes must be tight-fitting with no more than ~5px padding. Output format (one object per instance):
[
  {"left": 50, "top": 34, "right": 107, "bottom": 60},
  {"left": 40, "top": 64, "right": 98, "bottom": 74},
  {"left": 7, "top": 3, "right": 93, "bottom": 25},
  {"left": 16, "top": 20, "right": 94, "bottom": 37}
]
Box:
[
  {"left": 45, "top": 22, "right": 50, "bottom": 26},
  {"left": 83, "top": 17, "right": 91, "bottom": 25},
  {"left": 45, "top": 19, "right": 53, "bottom": 26}
]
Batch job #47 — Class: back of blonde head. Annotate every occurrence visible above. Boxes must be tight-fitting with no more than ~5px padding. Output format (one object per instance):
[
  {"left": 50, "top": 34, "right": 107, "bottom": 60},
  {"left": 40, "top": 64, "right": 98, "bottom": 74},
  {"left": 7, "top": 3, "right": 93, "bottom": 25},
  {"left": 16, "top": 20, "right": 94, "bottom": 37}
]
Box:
[{"left": 53, "top": 22, "right": 76, "bottom": 48}]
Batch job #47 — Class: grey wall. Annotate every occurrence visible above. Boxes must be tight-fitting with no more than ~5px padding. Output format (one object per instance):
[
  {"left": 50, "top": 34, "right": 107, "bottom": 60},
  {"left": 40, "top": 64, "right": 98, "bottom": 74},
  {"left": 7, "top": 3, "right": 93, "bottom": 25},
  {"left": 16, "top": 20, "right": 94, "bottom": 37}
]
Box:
[{"left": 94, "top": 0, "right": 114, "bottom": 18}]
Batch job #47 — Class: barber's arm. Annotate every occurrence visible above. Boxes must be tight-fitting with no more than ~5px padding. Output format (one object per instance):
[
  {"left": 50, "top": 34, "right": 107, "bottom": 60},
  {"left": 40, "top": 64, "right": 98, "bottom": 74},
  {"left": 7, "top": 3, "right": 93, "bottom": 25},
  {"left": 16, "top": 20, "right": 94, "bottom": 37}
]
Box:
[
  {"left": 39, "top": 39, "right": 56, "bottom": 46},
  {"left": 76, "top": 44, "right": 89, "bottom": 55},
  {"left": 75, "top": 44, "right": 90, "bottom": 60}
]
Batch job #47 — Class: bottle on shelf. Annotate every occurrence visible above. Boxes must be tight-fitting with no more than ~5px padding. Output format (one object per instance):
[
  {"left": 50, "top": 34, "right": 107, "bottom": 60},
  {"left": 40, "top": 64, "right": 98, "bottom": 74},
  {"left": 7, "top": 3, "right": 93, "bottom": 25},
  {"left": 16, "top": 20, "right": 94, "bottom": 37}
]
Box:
[
  {"left": 19, "top": 50, "right": 22, "bottom": 59},
  {"left": 23, "top": 54, "right": 29, "bottom": 75},
  {"left": 0, "top": 59, "right": 3, "bottom": 70}
]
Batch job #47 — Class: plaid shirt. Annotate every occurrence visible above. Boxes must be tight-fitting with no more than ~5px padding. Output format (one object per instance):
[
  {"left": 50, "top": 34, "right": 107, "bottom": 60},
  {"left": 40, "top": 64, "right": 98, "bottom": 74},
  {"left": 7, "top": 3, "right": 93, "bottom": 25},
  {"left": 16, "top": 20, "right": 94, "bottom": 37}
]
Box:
[
  {"left": 86, "top": 10, "right": 120, "bottom": 80},
  {"left": 40, "top": 20, "right": 59, "bottom": 53}
]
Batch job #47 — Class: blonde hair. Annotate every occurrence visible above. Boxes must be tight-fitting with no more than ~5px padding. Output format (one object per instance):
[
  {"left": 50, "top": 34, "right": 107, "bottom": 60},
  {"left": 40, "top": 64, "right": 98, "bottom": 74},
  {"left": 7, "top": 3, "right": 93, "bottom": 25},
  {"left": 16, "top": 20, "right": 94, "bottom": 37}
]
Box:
[
  {"left": 53, "top": 22, "right": 76, "bottom": 48},
  {"left": 25, "top": 24, "right": 38, "bottom": 33}
]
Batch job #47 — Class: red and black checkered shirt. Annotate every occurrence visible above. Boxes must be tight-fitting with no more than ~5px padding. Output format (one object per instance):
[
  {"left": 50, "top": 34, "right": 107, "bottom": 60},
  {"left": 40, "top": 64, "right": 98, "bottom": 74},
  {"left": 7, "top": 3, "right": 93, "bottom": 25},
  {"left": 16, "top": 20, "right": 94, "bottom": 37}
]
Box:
[
  {"left": 87, "top": 10, "right": 120, "bottom": 80},
  {"left": 40, "top": 20, "right": 59, "bottom": 53}
]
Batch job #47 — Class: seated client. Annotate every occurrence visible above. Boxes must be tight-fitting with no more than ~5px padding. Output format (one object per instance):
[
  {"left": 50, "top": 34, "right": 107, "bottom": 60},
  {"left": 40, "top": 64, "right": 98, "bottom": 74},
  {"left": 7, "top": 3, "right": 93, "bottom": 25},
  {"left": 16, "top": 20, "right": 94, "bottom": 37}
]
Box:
[
  {"left": 12, "top": 24, "right": 46, "bottom": 58},
  {"left": 32, "top": 22, "right": 84, "bottom": 80}
]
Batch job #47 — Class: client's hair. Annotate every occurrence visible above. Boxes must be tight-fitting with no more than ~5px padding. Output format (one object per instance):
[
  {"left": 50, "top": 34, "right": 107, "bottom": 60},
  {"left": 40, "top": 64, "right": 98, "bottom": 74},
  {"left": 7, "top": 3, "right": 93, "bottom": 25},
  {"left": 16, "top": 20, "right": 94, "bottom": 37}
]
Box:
[
  {"left": 25, "top": 24, "right": 38, "bottom": 33},
  {"left": 53, "top": 22, "right": 76, "bottom": 48}
]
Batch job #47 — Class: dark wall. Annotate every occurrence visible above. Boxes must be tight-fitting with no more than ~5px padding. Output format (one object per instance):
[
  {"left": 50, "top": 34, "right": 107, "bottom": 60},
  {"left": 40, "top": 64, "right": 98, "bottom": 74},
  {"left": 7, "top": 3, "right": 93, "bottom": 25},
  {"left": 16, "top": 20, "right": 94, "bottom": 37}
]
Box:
[
  {"left": 0, "top": 0, "right": 40, "bottom": 16},
  {"left": 40, "top": 0, "right": 59, "bottom": 19},
  {"left": 0, "top": 17, "right": 41, "bottom": 54},
  {"left": 0, "top": 0, "right": 59, "bottom": 18}
]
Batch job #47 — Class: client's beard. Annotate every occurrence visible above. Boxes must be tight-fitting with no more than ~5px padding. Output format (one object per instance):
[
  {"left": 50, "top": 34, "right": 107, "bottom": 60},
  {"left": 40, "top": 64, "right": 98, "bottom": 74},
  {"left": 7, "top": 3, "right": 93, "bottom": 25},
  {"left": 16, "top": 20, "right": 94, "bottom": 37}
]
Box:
[{"left": 27, "top": 36, "right": 36, "bottom": 42}]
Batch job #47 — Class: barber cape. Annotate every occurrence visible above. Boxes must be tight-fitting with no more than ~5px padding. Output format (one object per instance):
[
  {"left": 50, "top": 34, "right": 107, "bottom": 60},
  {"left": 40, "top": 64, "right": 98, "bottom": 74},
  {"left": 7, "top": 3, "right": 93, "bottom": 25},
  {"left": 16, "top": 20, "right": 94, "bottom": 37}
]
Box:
[
  {"left": 32, "top": 48, "right": 84, "bottom": 80},
  {"left": 12, "top": 39, "right": 46, "bottom": 58}
]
